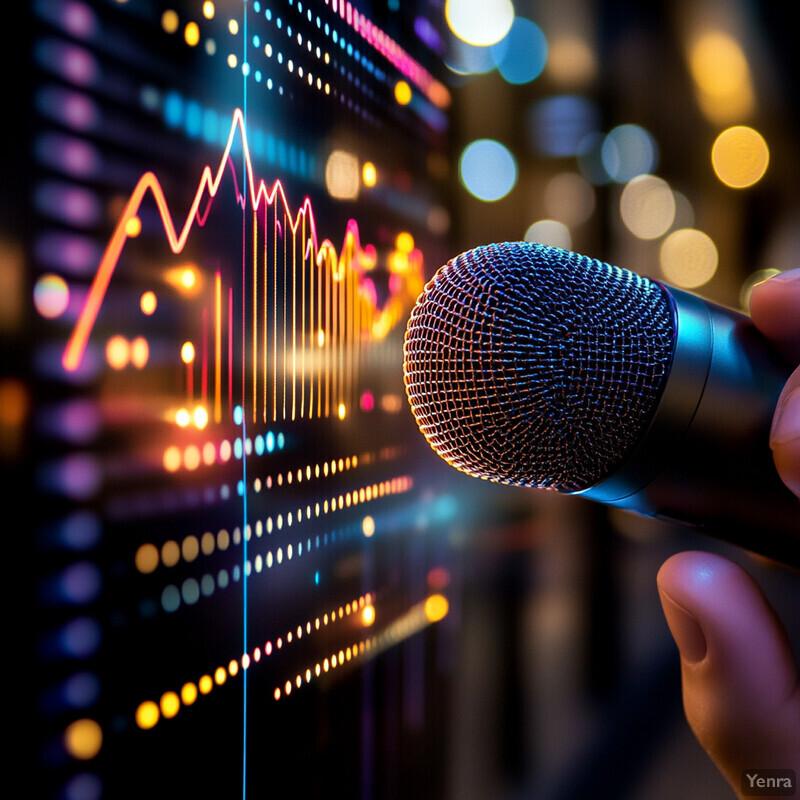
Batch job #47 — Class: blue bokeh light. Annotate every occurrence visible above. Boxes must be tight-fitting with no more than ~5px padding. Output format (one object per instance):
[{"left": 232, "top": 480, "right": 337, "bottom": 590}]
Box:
[
  {"left": 460, "top": 139, "right": 518, "bottom": 202},
  {"left": 492, "top": 18, "right": 547, "bottom": 84}
]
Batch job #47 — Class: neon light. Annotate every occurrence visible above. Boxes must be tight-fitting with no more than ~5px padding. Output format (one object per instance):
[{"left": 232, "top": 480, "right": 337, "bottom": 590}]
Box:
[{"left": 62, "top": 108, "right": 425, "bottom": 427}]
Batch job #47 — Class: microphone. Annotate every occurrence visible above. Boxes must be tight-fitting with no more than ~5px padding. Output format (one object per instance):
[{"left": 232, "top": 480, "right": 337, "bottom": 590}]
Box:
[{"left": 403, "top": 241, "right": 800, "bottom": 566}]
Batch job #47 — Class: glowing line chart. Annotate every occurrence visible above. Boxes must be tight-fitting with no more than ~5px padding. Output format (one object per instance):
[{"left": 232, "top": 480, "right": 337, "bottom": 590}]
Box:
[{"left": 63, "top": 107, "right": 425, "bottom": 424}]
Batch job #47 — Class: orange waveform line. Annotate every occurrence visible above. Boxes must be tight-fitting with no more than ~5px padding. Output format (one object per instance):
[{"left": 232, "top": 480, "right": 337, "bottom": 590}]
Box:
[
  {"left": 215, "top": 271, "right": 222, "bottom": 424},
  {"left": 62, "top": 108, "right": 319, "bottom": 372}
]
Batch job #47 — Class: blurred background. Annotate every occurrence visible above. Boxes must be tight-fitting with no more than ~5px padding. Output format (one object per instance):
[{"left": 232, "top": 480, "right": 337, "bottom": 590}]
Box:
[
  {"left": 443, "top": 1, "right": 800, "bottom": 798},
  {"left": 7, "top": 1, "right": 800, "bottom": 798}
]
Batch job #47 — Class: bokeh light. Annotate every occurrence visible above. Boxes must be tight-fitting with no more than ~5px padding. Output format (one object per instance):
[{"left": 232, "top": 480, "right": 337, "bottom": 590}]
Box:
[
  {"left": 711, "top": 126, "right": 769, "bottom": 188},
  {"left": 601, "top": 124, "right": 658, "bottom": 183},
  {"left": 546, "top": 35, "right": 596, "bottom": 87},
  {"left": 619, "top": 175, "right": 676, "bottom": 239},
  {"left": 445, "top": 0, "right": 514, "bottom": 47},
  {"left": 491, "top": 18, "right": 547, "bottom": 85},
  {"left": 325, "top": 149, "right": 360, "bottom": 200},
  {"left": 688, "top": 31, "right": 754, "bottom": 123},
  {"left": 459, "top": 139, "right": 517, "bottom": 202},
  {"left": 543, "top": 172, "right": 595, "bottom": 226},
  {"left": 524, "top": 220, "right": 572, "bottom": 250},
  {"left": 63, "top": 718, "right": 103, "bottom": 760},
  {"left": 34, "top": 273, "right": 70, "bottom": 318},
  {"left": 660, "top": 228, "right": 718, "bottom": 288}
]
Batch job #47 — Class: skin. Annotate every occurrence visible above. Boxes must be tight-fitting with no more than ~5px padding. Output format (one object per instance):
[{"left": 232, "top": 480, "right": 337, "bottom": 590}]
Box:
[{"left": 657, "top": 269, "right": 800, "bottom": 798}]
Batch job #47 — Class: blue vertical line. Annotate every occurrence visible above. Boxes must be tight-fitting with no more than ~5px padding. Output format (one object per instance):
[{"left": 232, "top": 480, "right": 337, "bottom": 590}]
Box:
[{"left": 242, "top": 4, "right": 249, "bottom": 800}]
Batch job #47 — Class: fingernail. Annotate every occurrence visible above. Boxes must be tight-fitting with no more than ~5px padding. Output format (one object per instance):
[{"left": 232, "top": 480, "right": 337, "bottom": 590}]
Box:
[
  {"left": 769, "top": 269, "right": 800, "bottom": 283},
  {"left": 659, "top": 591, "right": 707, "bottom": 663},
  {"left": 770, "top": 387, "right": 800, "bottom": 447}
]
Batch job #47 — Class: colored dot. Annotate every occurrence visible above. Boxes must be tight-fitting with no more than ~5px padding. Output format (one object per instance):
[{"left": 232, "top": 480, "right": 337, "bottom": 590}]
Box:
[
  {"left": 362, "top": 516, "right": 375, "bottom": 537},
  {"left": 338, "top": 403, "right": 346, "bottom": 420},
  {"left": 602, "top": 124, "right": 658, "bottom": 183},
  {"left": 181, "top": 535, "right": 199, "bottom": 562},
  {"left": 203, "top": 2, "right": 215, "bottom": 19},
  {"left": 193, "top": 406, "right": 208, "bottom": 429},
  {"left": 362, "top": 605, "right": 375, "bottom": 626},
  {"left": 425, "top": 593, "right": 449, "bottom": 623},
  {"left": 130, "top": 337, "right": 149, "bottom": 368},
  {"left": 712, "top": 126, "right": 769, "bottom": 188},
  {"left": 140, "top": 291, "right": 157, "bottom": 315},
  {"left": 63, "top": 718, "right": 103, "bottom": 760},
  {"left": 181, "top": 682, "right": 198, "bottom": 705},
  {"left": 125, "top": 215, "right": 142, "bottom": 237},
  {"left": 135, "top": 701, "right": 160, "bottom": 730},
  {"left": 362, "top": 161, "right": 377, "bottom": 186},
  {"left": 106, "top": 335, "right": 129, "bottom": 369},
  {"left": 228, "top": 18, "right": 239, "bottom": 34},
  {"left": 446, "top": 0, "right": 514, "bottom": 46},
  {"left": 228, "top": 53, "right": 238, "bottom": 68},
  {"left": 214, "top": 666, "right": 227, "bottom": 685},
  {"left": 161, "top": 540, "right": 180, "bottom": 567},
  {"left": 620, "top": 174, "right": 676, "bottom": 240},
  {"left": 175, "top": 408, "right": 191, "bottom": 427},
  {"left": 180, "top": 267, "right": 196, "bottom": 289},
  {"left": 492, "top": 17, "right": 547, "bottom": 85},
  {"left": 181, "top": 341, "right": 195, "bottom": 363},
  {"left": 460, "top": 139, "right": 517, "bottom": 201},
  {"left": 134, "top": 543, "right": 159, "bottom": 574},
  {"left": 160, "top": 691, "right": 180, "bottom": 718},
  {"left": 396, "top": 232, "right": 414, "bottom": 253},
  {"left": 161, "top": 10, "right": 179, "bottom": 34},
  {"left": 660, "top": 228, "right": 718, "bottom": 288},
  {"left": 163, "top": 446, "right": 181, "bottom": 472},
  {"left": 198, "top": 675, "right": 213, "bottom": 694},
  {"left": 34, "top": 273, "right": 70, "bottom": 319},
  {"left": 185, "top": 21, "right": 200, "bottom": 46},
  {"left": 394, "top": 80, "right": 412, "bottom": 105}
]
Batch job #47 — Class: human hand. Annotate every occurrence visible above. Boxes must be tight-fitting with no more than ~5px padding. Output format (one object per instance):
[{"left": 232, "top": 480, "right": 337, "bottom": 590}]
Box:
[{"left": 657, "top": 269, "right": 800, "bottom": 798}]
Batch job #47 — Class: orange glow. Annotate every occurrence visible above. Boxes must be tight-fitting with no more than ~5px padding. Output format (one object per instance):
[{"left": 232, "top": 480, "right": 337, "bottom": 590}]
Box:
[
  {"left": 181, "top": 682, "right": 198, "bottom": 705},
  {"left": 130, "top": 336, "right": 149, "bottom": 368},
  {"left": 160, "top": 691, "right": 180, "bottom": 719},
  {"left": 214, "top": 667, "right": 227, "bottom": 685},
  {"left": 134, "top": 543, "right": 159, "bottom": 574},
  {"left": 135, "top": 701, "right": 160, "bottom": 730},
  {"left": 424, "top": 593, "right": 449, "bottom": 623},
  {"left": 362, "top": 161, "right": 377, "bottom": 187},
  {"left": 198, "top": 675, "right": 213, "bottom": 694},
  {"left": 140, "top": 290, "right": 157, "bottom": 314},
  {"left": 184, "top": 21, "right": 200, "bottom": 46},
  {"left": 362, "top": 604, "right": 375, "bottom": 626},
  {"left": 63, "top": 718, "right": 103, "bottom": 760},
  {"left": 124, "top": 215, "right": 142, "bottom": 237},
  {"left": 396, "top": 232, "right": 414, "bottom": 253},
  {"left": 394, "top": 80, "right": 412, "bottom": 105},
  {"left": 181, "top": 341, "right": 195, "bottom": 363},
  {"left": 106, "top": 335, "right": 129, "bottom": 369},
  {"left": 163, "top": 446, "right": 181, "bottom": 472}
]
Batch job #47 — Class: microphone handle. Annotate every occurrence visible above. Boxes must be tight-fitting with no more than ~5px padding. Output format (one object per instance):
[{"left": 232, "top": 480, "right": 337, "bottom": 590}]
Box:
[{"left": 579, "top": 286, "right": 800, "bottom": 568}]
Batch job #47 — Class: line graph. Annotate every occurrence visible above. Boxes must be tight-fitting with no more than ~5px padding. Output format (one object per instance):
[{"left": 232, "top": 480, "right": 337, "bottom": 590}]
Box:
[{"left": 62, "top": 107, "right": 425, "bottom": 423}]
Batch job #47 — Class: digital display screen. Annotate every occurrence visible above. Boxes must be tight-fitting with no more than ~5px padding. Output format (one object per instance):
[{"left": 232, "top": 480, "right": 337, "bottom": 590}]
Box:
[{"left": 13, "top": 2, "right": 469, "bottom": 797}]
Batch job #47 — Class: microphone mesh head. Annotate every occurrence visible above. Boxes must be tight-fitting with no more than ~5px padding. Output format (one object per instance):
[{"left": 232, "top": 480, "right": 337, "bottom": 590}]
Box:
[{"left": 403, "top": 242, "right": 676, "bottom": 492}]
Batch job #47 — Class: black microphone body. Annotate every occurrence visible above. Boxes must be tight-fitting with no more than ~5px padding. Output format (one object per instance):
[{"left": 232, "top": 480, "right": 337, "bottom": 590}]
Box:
[{"left": 403, "top": 242, "right": 800, "bottom": 567}]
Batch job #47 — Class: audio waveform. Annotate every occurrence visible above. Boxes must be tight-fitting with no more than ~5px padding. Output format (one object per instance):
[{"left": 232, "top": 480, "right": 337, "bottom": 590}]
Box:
[{"left": 62, "top": 107, "right": 425, "bottom": 424}]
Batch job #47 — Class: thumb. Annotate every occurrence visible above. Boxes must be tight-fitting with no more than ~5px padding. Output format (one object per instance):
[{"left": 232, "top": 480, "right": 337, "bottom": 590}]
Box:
[
  {"left": 657, "top": 551, "right": 800, "bottom": 798},
  {"left": 770, "top": 364, "right": 800, "bottom": 499}
]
